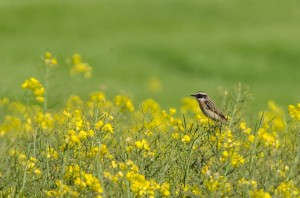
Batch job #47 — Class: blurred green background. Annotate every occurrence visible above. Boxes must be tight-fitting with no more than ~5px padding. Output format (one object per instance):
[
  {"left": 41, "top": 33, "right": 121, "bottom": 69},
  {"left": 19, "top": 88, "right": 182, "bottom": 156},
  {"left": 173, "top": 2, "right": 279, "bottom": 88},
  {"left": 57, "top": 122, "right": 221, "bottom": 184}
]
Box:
[{"left": 1, "top": 0, "right": 300, "bottom": 111}]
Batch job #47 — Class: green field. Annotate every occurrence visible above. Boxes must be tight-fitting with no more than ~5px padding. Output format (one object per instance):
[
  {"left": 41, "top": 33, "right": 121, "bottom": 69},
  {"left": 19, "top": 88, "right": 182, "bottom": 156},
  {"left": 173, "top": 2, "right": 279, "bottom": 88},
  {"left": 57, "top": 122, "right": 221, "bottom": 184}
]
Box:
[
  {"left": 1, "top": 1, "right": 300, "bottom": 197},
  {"left": 1, "top": 0, "right": 300, "bottom": 111}
]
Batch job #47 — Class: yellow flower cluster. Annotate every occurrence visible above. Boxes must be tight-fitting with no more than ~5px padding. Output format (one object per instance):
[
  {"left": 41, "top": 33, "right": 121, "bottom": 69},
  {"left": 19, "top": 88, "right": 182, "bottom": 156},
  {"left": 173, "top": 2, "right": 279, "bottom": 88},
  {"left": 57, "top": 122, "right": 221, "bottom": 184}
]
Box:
[
  {"left": 65, "top": 95, "right": 84, "bottom": 110},
  {"left": 9, "top": 150, "right": 42, "bottom": 176},
  {"left": 87, "top": 91, "right": 106, "bottom": 109},
  {"left": 160, "top": 183, "right": 171, "bottom": 196},
  {"left": 238, "top": 178, "right": 257, "bottom": 188},
  {"left": 114, "top": 95, "right": 134, "bottom": 112},
  {"left": 95, "top": 120, "right": 114, "bottom": 133},
  {"left": 44, "top": 180, "right": 79, "bottom": 197},
  {"left": 86, "top": 144, "right": 109, "bottom": 158},
  {"left": 181, "top": 134, "right": 191, "bottom": 143},
  {"left": 211, "top": 128, "right": 245, "bottom": 167},
  {"left": 203, "top": 173, "right": 232, "bottom": 194},
  {"left": 35, "top": 112, "right": 54, "bottom": 130},
  {"left": 260, "top": 101, "right": 285, "bottom": 131},
  {"left": 176, "top": 184, "right": 202, "bottom": 196},
  {"left": 44, "top": 52, "right": 57, "bottom": 66},
  {"left": 21, "top": 77, "right": 45, "bottom": 102},
  {"left": 181, "top": 97, "right": 200, "bottom": 114},
  {"left": 134, "top": 138, "right": 155, "bottom": 157},
  {"left": 64, "top": 129, "right": 93, "bottom": 146},
  {"left": 250, "top": 189, "right": 272, "bottom": 198},
  {"left": 257, "top": 127, "right": 280, "bottom": 149},
  {"left": 288, "top": 103, "right": 300, "bottom": 121},
  {"left": 0, "top": 115, "right": 21, "bottom": 136},
  {"left": 240, "top": 119, "right": 280, "bottom": 151},
  {"left": 135, "top": 139, "right": 150, "bottom": 150},
  {"left": 104, "top": 160, "right": 135, "bottom": 184},
  {"left": 104, "top": 159, "right": 170, "bottom": 198},
  {"left": 126, "top": 171, "right": 160, "bottom": 197},
  {"left": 275, "top": 181, "right": 299, "bottom": 197},
  {"left": 45, "top": 164, "right": 103, "bottom": 197},
  {"left": 70, "top": 53, "right": 92, "bottom": 78},
  {"left": 239, "top": 121, "right": 255, "bottom": 145},
  {"left": 46, "top": 147, "right": 58, "bottom": 159}
]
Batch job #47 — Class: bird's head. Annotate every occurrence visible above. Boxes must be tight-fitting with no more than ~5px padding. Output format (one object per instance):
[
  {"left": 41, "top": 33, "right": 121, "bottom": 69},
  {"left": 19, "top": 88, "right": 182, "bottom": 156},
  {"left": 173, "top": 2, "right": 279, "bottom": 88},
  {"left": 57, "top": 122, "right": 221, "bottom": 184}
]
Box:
[{"left": 191, "top": 91, "right": 208, "bottom": 101}]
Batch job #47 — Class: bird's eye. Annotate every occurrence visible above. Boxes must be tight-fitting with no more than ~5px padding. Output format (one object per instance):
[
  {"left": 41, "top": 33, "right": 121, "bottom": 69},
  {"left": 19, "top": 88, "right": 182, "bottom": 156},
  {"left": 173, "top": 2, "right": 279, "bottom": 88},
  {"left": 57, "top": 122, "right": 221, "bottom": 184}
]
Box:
[{"left": 197, "top": 94, "right": 206, "bottom": 98}]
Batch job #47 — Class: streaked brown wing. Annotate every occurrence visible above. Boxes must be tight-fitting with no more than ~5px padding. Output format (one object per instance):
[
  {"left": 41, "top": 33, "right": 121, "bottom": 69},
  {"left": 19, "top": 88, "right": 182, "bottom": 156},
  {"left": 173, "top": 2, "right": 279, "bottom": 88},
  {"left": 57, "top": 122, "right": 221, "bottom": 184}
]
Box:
[{"left": 204, "top": 99, "right": 227, "bottom": 121}]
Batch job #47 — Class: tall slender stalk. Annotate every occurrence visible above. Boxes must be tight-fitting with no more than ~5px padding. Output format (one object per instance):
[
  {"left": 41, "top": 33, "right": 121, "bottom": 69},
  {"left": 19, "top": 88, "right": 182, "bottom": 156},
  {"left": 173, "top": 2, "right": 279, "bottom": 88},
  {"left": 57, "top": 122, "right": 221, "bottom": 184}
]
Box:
[
  {"left": 43, "top": 64, "right": 49, "bottom": 112},
  {"left": 229, "top": 83, "right": 242, "bottom": 128}
]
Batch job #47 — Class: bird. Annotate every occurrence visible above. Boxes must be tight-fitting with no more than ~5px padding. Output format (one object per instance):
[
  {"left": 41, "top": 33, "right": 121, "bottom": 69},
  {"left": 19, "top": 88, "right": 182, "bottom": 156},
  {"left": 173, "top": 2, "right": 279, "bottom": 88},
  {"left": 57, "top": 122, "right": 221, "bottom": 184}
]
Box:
[{"left": 191, "top": 91, "right": 227, "bottom": 122}]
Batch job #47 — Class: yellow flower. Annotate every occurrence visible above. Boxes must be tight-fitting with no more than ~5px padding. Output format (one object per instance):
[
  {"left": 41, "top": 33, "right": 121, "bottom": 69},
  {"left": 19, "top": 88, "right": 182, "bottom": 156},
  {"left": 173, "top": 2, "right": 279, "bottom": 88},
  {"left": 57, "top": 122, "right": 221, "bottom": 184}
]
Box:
[
  {"left": 45, "top": 180, "right": 79, "bottom": 197},
  {"left": 78, "top": 130, "right": 87, "bottom": 140},
  {"left": 181, "top": 135, "right": 191, "bottom": 143},
  {"left": 275, "top": 181, "right": 299, "bottom": 197},
  {"left": 34, "top": 168, "right": 42, "bottom": 175},
  {"left": 47, "top": 147, "right": 58, "bottom": 159},
  {"left": 44, "top": 51, "right": 57, "bottom": 66},
  {"left": 103, "top": 171, "right": 112, "bottom": 179},
  {"left": 89, "top": 92, "right": 106, "bottom": 103},
  {"left": 135, "top": 139, "right": 150, "bottom": 151},
  {"left": 36, "top": 96, "right": 44, "bottom": 103},
  {"left": 259, "top": 101, "right": 285, "bottom": 131},
  {"left": 141, "top": 98, "right": 160, "bottom": 114},
  {"left": 119, "top": 162, "right": 126, "bottom": 170},
  {"left": 172, "top": 132, "right": 180, "bottom": 139},
  {"left": 222, "top": 150, "right": 229, "bottom": 158},
  {"left": 126, "top": 171, "right": 160, "bottom": 197},
  {"left": 95, "top": 120, "right": 104, "bottom": 129},
  {"left": 65, "top": 130, "right": 80, "bottom": 145},
  {"left": 239, "top": 122, "right": 251, "bottom": 134},
  {"left": 0, "top": 97, "right": 9, "bottom": 106},
  {"left": 66, "top": 95, "right": 83, "bottom": 110},
  {"left": 288, "top": 103, "right": 300, "bottom": 121},
  {"left": 21, "top": 77, "right": 45, "bottom": 103},
  {"left": 18, "top": 153, "right": 27, "bottom": 161},
  {"left": 181, "top": 97, "right": 200, "bottom": 114},
  {"left": 204, "top": 177, "right": 219, "bottom": 192},
  {"left": 126, "top": 146, "right": 133, "bottom": 152},
  {"left": 248, "top": 135, "right": 255, "bottom": 143},
  {"left": 169, "top": 108, "right": 176, "bottom": 115},
  {"left": 239, "top": 122, "right": 246, "bottom": 130},
  {"left": 86, "top": 144, "right": 109, "bottom": 158},
  {"left": 84, "top": 173, "right": 103, "bottom": 193},
  {"left": 74, "top": 177, "right": 87, "bottom": 189},
  {"left": 160, "top": 182, "right": 171, "bottom": 196},
  {"left": 35, "top": 112, "right": 54, "bottom": 130},
  {"left": 115, "top": 95, "right": 134, "bottom": 112},
  {"left": 204, "top": 174, "right": 232, "bottom": 194},
  {"left": 250, "top": 189, "right": 271, "bottom": 198},
  {"left": 258, "top": 127, "right": 280, "bottom": 149},
  {"left": 0, "top": 115, "right": 21, "bottom": 135},
  {"left": 111, "top": 161, "right": 118, "bottom": 168},
  {"left": 72, "top": 53, "right": 81, "bottom": 64},
  {"left": 201, "top": 165, "right": 211, "bottom": 176},
  {"left": 230, "top": 152, "right": 245, "bottom": 167},
  {"left": 102, "top": 123, "right": 114, "bottom": 133},
  {"left": 70, "top": 53, "right": 92, "bottom": 78}
]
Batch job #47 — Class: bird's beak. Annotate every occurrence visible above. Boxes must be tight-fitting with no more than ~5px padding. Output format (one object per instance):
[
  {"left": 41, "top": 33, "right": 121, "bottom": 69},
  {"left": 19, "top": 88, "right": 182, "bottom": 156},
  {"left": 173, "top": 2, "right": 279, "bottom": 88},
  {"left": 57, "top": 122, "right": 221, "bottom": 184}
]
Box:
[{"left": 190, "top": 94, "right": 196, "bottom": 97}]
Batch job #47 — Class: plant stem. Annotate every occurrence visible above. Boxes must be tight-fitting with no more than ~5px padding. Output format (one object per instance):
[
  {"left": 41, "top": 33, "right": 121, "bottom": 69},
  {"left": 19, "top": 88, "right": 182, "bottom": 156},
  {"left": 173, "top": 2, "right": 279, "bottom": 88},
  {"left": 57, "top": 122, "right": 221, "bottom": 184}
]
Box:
[{"left": 44, "top": 65, "right": 49, "bottom": 112}]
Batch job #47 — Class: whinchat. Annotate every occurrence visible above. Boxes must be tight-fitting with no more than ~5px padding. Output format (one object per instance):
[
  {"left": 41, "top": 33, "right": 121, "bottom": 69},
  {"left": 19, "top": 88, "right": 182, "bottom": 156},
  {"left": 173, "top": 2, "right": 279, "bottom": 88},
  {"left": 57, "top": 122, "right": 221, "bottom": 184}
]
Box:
[{"left": 191, "top": 91, "right": 227, "bottom": 122}]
